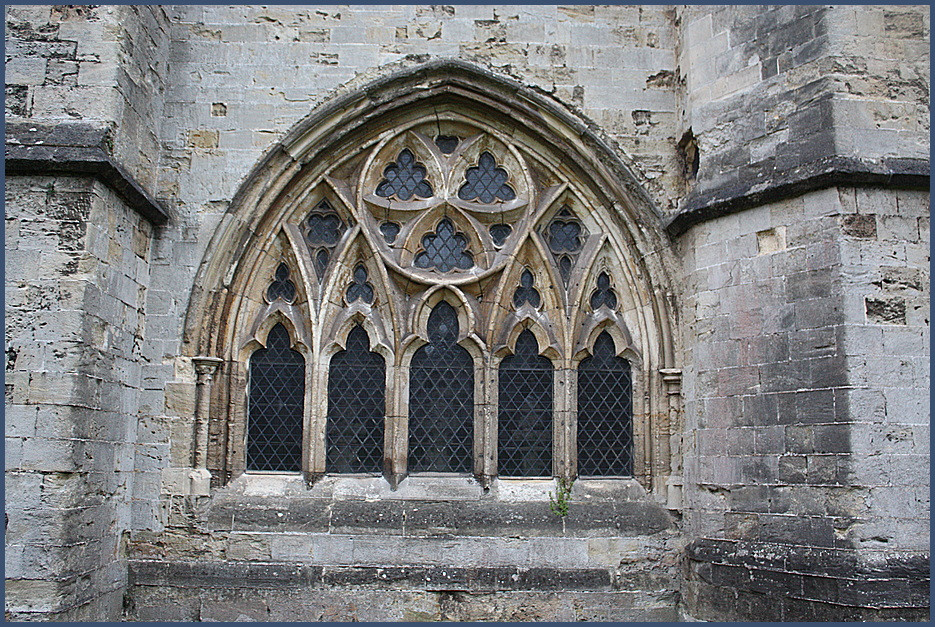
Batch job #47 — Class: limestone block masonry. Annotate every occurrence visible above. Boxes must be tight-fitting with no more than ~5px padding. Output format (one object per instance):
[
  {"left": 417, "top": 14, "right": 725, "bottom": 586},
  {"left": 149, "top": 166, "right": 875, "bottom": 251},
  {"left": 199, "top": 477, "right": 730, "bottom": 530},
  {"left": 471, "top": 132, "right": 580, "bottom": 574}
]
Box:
[{"left": 5, "top": 4, "right": 929, "bottom": 622}]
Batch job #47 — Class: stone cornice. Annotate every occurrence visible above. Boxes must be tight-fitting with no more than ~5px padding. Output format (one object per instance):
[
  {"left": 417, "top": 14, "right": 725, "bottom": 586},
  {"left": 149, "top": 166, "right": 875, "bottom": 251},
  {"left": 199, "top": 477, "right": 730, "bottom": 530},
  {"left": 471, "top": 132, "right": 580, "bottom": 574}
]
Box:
[
  {"left": 5, "top": 121, "right": 169, "bottom": 226},
  {"left": 665, "top": 155, "right": 930, "bottom": 237}
]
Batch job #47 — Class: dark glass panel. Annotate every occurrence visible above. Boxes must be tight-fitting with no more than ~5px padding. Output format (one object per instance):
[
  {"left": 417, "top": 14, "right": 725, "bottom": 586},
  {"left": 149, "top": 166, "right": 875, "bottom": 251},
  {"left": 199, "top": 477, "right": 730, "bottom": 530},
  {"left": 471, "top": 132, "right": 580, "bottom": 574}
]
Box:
[
  {"left": 327, "top": 325, "right": 385, "bottom": 473},
  {"left": 375, "top": 148, "right": 433, "bottom": 200},
  {"left": 458, "top": 151, "right": 516, "bottom": 203},
  {"left": 247, "top": 323, "right": 304, "bottom": 471},
  {"left": 409, "top": 302, "right": 474, "bottom": 473},
  {"left": 498, "top": 329, "right": 553, "bottom": 477},
  {"left": 266, "top": 263, "right": 296, "bottom": 303},
  {"left": 489, "top": 223, "right": 512, "bottom": 246},
  {"left": 558, "top": 255, "right": 572, "bottom": 283},
  {"left": 589, "top": 272, "right": 618, "bottom": 310},
  {"left": 512, "top": 268, "right": 541, "bottom": 309},
  {"left": 346, "top": 264, "right": 374, "bottom": 304},
  {"left": 547, "top": 214, "right": 582, "bottom": 253},
  {"left": 414, "top": 218, "right": 474, "bottom": 272},
  {"left": 315, "top": 249, "right": 329, "bottom": 277},
  {"left": 305, "top": 201, "right": 343, "bottom": 247},
  {"left": 380, "top": 221, "right": 400, "bottom": 244},
  {"left": 435, "top": 135, "right": 460, "bottom": 154},
  {"left": 577, "top": 331, "right": 632, "bottom": 476}
]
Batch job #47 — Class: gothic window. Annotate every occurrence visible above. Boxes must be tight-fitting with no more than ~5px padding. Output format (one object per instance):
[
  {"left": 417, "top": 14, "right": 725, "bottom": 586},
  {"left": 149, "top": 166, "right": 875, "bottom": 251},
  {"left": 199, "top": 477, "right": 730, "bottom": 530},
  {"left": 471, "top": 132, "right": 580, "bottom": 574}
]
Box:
[
  {"left": 498, "top": 330, "right": 553, "bottom": 477},
  {"left": 408, "top": 301, "right": 474, "bottom": 473},
  {"left": 327, "top": 325, "right": 385, "bottom": 473},
  {"left": 247, "top": 323, "right": 304, "bottom": 472},
  {"left": 577, "top": 331, "right": 633, "bottom": 476},
  {"left": 202, "top": 90, "right": 673, "bottom": 491}
]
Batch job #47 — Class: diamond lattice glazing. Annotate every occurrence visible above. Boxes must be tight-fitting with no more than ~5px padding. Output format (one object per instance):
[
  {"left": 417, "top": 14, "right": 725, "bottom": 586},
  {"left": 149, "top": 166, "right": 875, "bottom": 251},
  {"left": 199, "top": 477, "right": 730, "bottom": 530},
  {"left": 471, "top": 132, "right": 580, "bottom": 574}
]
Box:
[
  {"left": 375, "top": 148, "right": 433, "bottom": 200},
  {"left": 247, "top": 323, "right": 305, "bottom": 471},
  {"left": 498, "top": 330, "right": 553, "bottom": 477},
  {"left": 577, "top": 331, "right": 632, "bottom": 476},
  {"left": 414, "top": 218, "right": 474, "bottom": 272},
  {"left": 409, "top": 302, "right": 474, "bottom": 473},
  {"left": 327, "top": 324, "right": 385, "bottom": 473},
  {"left": 458, "top": 151, "right": 516, "bottom": 203}
]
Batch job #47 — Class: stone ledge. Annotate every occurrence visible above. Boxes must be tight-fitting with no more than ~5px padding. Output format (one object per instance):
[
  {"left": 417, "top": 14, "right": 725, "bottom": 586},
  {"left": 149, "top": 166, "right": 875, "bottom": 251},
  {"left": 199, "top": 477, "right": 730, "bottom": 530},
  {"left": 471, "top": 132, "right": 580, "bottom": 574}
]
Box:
[
  {"left": 666, "top": 155, "right": 930, "bottom": 237},
  {"left": 127, "top": 559, "right": 619, "bottom": 592},
  {"left": 200, "top": 495, "right": 675, "bottom": 536},
  {"left": 5, "top": 121, "right": 169, "bottom": 226}
]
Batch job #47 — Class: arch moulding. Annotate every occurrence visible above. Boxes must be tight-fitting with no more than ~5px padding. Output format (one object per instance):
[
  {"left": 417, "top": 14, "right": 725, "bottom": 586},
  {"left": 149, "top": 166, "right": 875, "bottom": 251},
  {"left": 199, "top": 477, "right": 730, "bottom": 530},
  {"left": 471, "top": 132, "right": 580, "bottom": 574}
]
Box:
[{"left": 182, "top": 59, "right": 682, "bottom": 497}]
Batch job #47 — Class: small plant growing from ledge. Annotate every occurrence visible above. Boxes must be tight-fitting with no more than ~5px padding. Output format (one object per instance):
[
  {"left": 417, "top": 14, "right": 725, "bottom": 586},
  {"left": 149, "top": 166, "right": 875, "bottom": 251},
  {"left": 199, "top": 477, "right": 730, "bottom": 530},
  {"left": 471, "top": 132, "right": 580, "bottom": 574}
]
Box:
[{"left": 549, "top": 476, "right": 575, "bottom": 518}]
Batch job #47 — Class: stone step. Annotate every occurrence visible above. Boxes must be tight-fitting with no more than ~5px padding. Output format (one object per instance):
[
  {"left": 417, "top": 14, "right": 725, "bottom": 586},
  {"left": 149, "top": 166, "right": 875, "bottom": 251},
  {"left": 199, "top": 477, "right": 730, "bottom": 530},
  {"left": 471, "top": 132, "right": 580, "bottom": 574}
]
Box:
[{"left": 126, "top": 559, "right": 680, "bottom": 622}]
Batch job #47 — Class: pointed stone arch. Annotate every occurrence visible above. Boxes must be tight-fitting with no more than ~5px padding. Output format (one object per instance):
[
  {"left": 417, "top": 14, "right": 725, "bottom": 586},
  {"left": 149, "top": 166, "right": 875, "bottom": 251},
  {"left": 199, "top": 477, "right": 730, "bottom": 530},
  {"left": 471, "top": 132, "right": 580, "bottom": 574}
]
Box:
[{"left": 182, "top": 59, "right": 679, "bottom": 493}]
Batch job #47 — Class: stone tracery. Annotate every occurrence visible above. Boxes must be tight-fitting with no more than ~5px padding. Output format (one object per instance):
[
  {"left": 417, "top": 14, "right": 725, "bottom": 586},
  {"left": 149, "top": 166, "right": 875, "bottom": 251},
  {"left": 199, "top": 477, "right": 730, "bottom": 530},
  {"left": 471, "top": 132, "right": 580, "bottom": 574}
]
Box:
[{"left": 186, "top": 67, "right": 678, "bottom": 492}]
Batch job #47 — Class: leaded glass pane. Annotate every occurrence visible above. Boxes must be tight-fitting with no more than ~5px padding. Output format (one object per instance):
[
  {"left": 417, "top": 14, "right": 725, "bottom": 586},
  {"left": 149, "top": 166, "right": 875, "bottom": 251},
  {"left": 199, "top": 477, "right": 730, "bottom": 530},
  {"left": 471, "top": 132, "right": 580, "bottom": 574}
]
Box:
[
  {"left": 380, "top": 221, "right": 400, "bottom": 244},
  {"left": 498, "top": 330, "right": 552, "bottom": 477},
  {"left": 247, "top": 323, "right": 304, "bottom": 472},
  {"left": 512, "top": 269, "right": 541, "bottom": 309},
  {"left": 414, "top": 218, "right": 473, "bottom": 272},
  {"left": 547, "top": 214, "right": 582, "bottom": 253},
  {"left": 577, "top": 331, "right": 632, "bottom": 476},
  {"left": 305, "top": 201, "right": 343, "bottom": 247},
  {"left": 315, "top": 249, "right": 329, "bottom": 277},
  {"left": 266, "top": 263, "right": 296, "bottom": 303},
  {"left": 346, "top": 264, "right": 374, "bottom": 304},
  {"left": 490, "top": 223, "right": 512, "bottom": 246},
  {"left": 590, "top": 272, "right": 618, "bottom": 310},
  {"left": 435, "top": 135, "right": 459, "bottom": 154},
  {"left": 458, "top": 151, "right": 516, "bottom": 203},
  {"left": 375, "top": 148, "right": 433, "bottom": 200},
  {"left": 327, "top": 325, "right": 385, "bottom": 473},
  {"left": 409, "top": 302, "right": 473, "bottom": 473}
]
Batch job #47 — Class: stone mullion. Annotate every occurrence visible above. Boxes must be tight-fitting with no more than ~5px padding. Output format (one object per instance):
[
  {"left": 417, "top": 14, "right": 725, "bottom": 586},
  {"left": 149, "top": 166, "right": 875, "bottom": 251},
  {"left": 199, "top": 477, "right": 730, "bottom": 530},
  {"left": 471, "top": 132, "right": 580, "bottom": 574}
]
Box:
[
  {"left": 554, "top": 361, "right": 576, "bottom": 480},
  {"left": 477, "top": 356, "right": 498, "bottom": 486},
  {"left": 306, "top": 346, "right": 328, "bottom": 484},
  {"left": 384, "top": 360, "right": 407, "bottom": 488}
]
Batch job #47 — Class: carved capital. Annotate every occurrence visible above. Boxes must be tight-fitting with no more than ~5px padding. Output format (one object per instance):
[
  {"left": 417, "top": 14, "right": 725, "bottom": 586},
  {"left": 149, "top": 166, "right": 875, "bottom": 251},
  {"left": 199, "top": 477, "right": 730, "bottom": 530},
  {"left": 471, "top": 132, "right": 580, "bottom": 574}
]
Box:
[{"left": 193, "top": 356, "right": 223, "bottom": 378}]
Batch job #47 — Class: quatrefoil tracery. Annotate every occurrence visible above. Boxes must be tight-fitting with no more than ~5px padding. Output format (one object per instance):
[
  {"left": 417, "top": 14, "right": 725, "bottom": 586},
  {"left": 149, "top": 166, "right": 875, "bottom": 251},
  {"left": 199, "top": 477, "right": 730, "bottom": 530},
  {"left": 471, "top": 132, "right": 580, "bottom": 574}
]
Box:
[{"left": 304, "top": 200, "right": 345, "bottom": 282}]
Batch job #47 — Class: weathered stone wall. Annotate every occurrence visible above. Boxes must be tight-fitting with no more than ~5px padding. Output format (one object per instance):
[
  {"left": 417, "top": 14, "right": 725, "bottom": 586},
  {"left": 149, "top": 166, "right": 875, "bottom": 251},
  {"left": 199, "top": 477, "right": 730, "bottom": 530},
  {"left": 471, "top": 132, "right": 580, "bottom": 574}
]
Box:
[
  {"left": 5, "top": 177, "right": 152, "bottom": 620},
  {"left": 124, "top": 477, "right": 680, "bottom": 621},
  {"left": 673, "top": 5, "right": 930, "bottom": 231},
  {"left": 5, "top": 4, "right": 169, "bottom": 620},
  {"left": 5, "top": 4, "right": 172, "bottom": 192},
  {"left": 677, "top": 186, "right": 929, "bottom": 620}
]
